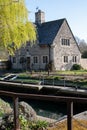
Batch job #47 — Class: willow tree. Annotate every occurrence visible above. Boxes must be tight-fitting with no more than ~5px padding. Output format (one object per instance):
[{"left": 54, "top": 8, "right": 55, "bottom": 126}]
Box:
[{"left": 0, "top": 0, "right": 36, "bottom": 55}]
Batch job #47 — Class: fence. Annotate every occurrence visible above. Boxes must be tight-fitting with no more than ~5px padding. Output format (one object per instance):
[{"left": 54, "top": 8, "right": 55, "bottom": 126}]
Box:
[
  {"left": 0, "top": 90, "right": 87, "bottom": 130},
  {"left": 80, "top": 58, "right": 87, "bottom": 70}
]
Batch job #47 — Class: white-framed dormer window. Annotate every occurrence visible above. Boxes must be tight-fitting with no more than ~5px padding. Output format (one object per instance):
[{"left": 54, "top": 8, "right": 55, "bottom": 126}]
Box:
[
  {"left": 42, "top": 56, "right": 48, "bottom": 63},
  {"left": 33, "top": 56, "right": 38, "bottom": 64},
  {"left": 61, "top": 38, "right": 70, "bottom": 46},
  {"left": 72, "top": 56, "right": 77, "bottom": 63},
  {"left": 64, "top": 56, "right": 68, "bottom": 63}
]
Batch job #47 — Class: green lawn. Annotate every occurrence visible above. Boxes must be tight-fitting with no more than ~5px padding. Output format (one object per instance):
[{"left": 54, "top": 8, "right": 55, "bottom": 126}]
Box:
[
  {"left": 14, "top": 70, "right": 87, "bottom": 89},
  {"left": 1, "top": 70, "right": 87, "bottom": 88},
  {"left": 14, "top": 78, "right": 40, "bottom": 84},
  {"left": 56, "top": 70, "right": 87, "bottom": 75}
]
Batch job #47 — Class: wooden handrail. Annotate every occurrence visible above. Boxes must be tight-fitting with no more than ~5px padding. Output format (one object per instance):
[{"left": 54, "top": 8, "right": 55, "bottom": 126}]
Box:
[
  {"left": 0, "top": 90, "right": 87, "bottom": 130},
  {"left": 0, "top": 90, "right": 87, "bottom": 102}
]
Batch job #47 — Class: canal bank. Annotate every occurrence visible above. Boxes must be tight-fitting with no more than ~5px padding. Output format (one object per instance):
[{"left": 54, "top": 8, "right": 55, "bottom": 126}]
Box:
[
  {"left": 1, "top": 96, "right": 87, "bottom": 121},
  {"left": 0, "top": 81, "right": 87, "bottom": 120},
  {"left": 0, "top": 80, "right": 87, "bottom": 97}
]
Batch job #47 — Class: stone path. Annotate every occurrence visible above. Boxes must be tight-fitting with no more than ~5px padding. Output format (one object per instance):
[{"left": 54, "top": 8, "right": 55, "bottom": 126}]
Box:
[
  {"left": 37, "top": 111, "right": 87, "bottom": 124},
  {"left": 37, "top": 115, "right": 57, "bottom": 123},
  {"left": 74, "top": 111, "right": 87, "bottom": 120}
]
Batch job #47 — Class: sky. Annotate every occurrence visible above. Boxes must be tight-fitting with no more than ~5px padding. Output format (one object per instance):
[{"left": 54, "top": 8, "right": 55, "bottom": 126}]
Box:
[{"left": 25, "top": 0, "right": 87, "bottom": 42}]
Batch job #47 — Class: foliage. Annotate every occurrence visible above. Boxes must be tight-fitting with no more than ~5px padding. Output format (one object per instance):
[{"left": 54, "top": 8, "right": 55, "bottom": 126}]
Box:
[
  {"left": 17, "top": 72, "right": 31, "bottom": 78},
  {"left": 19, "top": 115, "right": 49, "bottom": 130},
  {"left": 45, "top": 75, "right": 63, "bottom": 80},
  {"left": 0, "top": 98, "right": 12, "bottom": 114},
  {"left": 0, "top": 47, "right": 9, "bottom": 60},
  {"left": 0, "top": 111, "right": 3, "bottom": 117},
  {"left": 76, "top": 36, "right": 87, "bottom": 53},
  {"left": 82, "top": 50, "right": 87, "bottom": 58},
  {"left": 14, "top": 78, "right": 40, "bottom": 84},
  {"left": 45, "top": 61, "right": 55, "bottom": 71},
  {"left": 19, "top": 115, "right": 29, "bottom": 129},
  {"left": 71, "top": 64, "right": 82, "bottom": 70},
  {"left": 29, "top": 120, "right": 49, "bottom": 130},
  {"left": 0, "top": 0, "right": 36, "bottom": 55}
]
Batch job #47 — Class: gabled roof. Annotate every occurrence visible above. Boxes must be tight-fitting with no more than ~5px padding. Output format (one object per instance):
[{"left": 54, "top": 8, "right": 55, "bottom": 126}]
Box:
[{"left": 37, "top": 18, "right": 65, "bottom": 45}]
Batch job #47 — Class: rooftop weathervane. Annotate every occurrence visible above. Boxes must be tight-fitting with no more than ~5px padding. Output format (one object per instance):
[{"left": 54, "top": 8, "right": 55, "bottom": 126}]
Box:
[{"left": 36, "top": 7, "right": 39, "bottom": 11}]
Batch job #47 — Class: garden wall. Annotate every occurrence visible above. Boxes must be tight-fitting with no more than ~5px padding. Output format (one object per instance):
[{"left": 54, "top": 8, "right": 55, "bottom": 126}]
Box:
[{"left": 80, "top": 58, "right": 87, "bottom": 70}]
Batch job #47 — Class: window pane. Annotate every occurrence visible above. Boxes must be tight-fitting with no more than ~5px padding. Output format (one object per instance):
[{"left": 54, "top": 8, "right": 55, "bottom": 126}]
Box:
[
  {"left": 61, "top": 39, "right": 70, "bottom": 46},
  {"left": 33, "top": 56, "right": 38, "bottom": 63},
  {"left": 13, "top": 57, "right": 16, "bottom": 63},
  {"left": 64, "top": 56, "right": 68, "bottom": 63},
  {"left": 43, "top": 56, "right": 48, "bottom": 63},
  {"left": 72, "top": 56, "right": 77, "bottom": 62}
]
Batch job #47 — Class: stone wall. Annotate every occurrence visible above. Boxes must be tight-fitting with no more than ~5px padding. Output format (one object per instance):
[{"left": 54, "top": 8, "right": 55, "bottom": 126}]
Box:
[
  {"left": 11, "top": 20, "right": 81, "bottom": 71},
  {"left": 11, "top": 43, "right": 50, "bottom": 70},
  {"left": 80, "top": 58, "right": 87, "bottom": 69},
  {"left": 53, "top": 20, "right": 81, "bottom": 70}
]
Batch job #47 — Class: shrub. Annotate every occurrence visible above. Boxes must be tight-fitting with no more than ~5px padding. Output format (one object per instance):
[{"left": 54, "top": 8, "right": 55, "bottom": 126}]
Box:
[
  {"left": 29, "top": 120, "right": 49, "bottom": 130},
  {"left": 19, "top": 115, "right": 49, "bottom": 130},
  {"left": 71, "top": 64, "right": 82, "bottom": 70}
]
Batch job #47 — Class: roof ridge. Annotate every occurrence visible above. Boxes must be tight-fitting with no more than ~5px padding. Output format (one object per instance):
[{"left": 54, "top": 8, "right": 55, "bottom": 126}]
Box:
[{"left": 41, "top": 18, "right": 66, "bottom": 25}]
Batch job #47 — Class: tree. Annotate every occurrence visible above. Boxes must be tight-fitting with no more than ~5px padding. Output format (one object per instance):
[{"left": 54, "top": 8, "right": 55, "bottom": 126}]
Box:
[
  {"left": 75, "top": 36, "right": 87, "bottom": 53},
  {"left": 0, "top": 47, "right": 8, "bottom": 60},
  {"left": 75, "top": 36, "right": 87, "bottom": 58},
  {"left": 82, "top": 51, "right": 87, "bottom": 58},
  {"left": 0, "top": 0, "right": 36, "bottom": 55}
]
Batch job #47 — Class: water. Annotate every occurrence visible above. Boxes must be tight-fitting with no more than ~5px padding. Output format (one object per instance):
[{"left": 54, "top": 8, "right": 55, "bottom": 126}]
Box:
[
  {"left": 1, "top": 97, "right": 87, "bottom": 120},
  {"left": 26, "top": 99, "right": 67, "bottom": 120},
  {"left": 1, "top": 97, "right": 66, "bottom": 120}
]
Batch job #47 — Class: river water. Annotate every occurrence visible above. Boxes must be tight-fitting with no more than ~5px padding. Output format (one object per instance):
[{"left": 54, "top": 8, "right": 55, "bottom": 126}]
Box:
[
  {"left": 26, "top": 99, "right": 67, "bottom": 120},
  {"left": 1, "top": 97, "right": 87, "bottom": 120}
]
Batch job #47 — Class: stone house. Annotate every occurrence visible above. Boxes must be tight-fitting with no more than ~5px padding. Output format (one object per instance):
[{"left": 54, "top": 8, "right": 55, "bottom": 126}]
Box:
[{"left": 11, "top": 10, "right": 81, "bottom": 71}]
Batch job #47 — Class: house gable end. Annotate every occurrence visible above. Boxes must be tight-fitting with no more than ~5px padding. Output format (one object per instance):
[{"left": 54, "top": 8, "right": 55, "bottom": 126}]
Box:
[
  {"left": 53, "top": 19, "right": 81, "bottom": 54},
  {"left": 64, "top": 19, "right": 81, "bottom": 53}
]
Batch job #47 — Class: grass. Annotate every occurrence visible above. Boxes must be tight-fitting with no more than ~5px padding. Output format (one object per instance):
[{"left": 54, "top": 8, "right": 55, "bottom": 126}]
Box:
[
  {"left": 1, "top": 70, "right": 87, "bottom": 88},
  {"left": 16, "top": 71, "right": 87, "bottom": 88},
  {"left": 56, "top": 70, "right": 87, "bottom": 75},
  {"left": 14, "top": 78, "right": 40, "bottom": 84},
  {"left": 18, "top": 70, "right": 87, "bottom": 77}
]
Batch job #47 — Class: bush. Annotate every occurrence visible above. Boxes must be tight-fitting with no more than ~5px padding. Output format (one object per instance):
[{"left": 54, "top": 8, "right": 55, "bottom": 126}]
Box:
[
  {"left": 29, "top": 120, "right": 49, "bottom": 130},
  {"left": 82, "top": 50, "right": 87, "bottom": 58},
  {"left": 19, "top": 115, "right": 49, "bottom": 130},
  {"left": 71, "top": 64, "right": 82, "bottom": 70}
]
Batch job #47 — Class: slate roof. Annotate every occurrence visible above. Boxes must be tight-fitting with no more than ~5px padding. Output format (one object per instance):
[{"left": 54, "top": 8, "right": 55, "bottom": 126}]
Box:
[{"left": 37, "top": 18, "right": 65, "bottom": 45}]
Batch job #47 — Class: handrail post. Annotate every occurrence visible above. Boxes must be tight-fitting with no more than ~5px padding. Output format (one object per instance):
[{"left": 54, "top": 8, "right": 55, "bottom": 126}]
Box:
[
  {"left": 13, "top": 96, "right": 20, "bottom": 130},
  {"left": 67, "top": 101, "right": 73, "bottom": 130}
]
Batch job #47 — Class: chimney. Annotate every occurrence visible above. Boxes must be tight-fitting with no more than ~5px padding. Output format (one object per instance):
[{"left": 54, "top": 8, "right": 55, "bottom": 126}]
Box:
[{"left": 35, "top": 10, "right": 45, "bottom": 24}]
